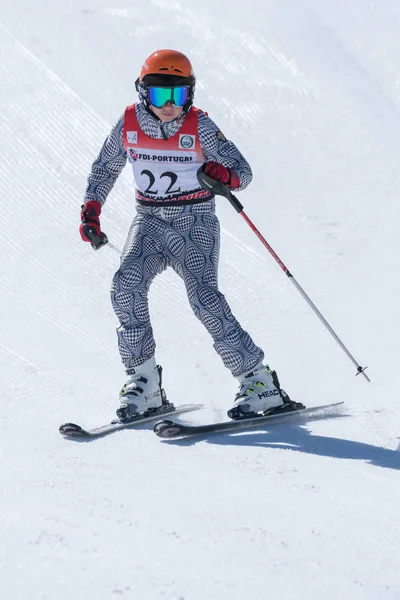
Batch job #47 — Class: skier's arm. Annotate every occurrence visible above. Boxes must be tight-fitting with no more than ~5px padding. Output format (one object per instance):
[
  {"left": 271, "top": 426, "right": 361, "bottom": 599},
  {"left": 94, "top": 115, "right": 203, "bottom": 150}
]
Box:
[
  {"left": 84, "top": 115, "right": 127, "bottom": 206},
  {"left": 198, "top": 111, "right": 253, "bottom": 192}
]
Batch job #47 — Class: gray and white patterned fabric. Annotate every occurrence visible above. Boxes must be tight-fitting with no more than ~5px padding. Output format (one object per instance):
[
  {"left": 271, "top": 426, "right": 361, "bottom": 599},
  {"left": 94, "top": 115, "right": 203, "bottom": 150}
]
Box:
[
  {"left": 111, "top": 202, "right": 264, "bottom": 376},
  {"left": 84, "top": 99, "right": 263, "bottom": 376}
]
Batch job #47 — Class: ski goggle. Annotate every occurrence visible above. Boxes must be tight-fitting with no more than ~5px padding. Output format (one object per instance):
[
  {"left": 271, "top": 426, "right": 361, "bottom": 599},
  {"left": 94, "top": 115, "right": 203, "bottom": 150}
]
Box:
[{"left": 147, "top": 86, "right": 190, "bottom": 108}]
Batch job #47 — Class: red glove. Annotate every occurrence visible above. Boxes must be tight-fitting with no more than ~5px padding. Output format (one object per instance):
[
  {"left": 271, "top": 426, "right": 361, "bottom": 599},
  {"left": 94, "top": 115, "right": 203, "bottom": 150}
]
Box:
[
  {"left": 79, "top": 200, "right": 102, "bottom": 242},
  {"left": 203, "top": 161, "right": 240, "bottom": 189}
]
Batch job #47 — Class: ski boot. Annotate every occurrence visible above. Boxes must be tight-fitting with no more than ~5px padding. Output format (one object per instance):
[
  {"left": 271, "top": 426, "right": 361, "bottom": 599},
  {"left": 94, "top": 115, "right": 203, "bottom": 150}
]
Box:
[
  {"left": 227, "top": 362, "right": 305, "bottom": 420},
  {"left": 116, "top": 356, "right": 172, "bottom": 422}
]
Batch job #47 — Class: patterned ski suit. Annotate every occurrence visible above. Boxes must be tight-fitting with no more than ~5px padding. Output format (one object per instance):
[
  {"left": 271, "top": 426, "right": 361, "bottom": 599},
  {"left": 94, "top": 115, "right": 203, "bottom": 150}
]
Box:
[{"left": 84, "top": 102, "right": 264, "bottom": 376}]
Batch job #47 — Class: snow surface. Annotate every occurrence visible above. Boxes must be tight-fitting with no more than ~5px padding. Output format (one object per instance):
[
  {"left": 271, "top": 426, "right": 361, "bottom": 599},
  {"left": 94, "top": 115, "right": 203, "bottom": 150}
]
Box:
[{"left": 1, "top": 1, "right": 400, "bottom": 598}]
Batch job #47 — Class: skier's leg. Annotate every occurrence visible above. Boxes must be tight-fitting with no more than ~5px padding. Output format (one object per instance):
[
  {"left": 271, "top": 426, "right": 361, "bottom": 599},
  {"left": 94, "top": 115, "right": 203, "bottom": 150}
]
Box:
[
  {"left": 164, "top": 205, "right": 303, "bottom": 417},
  {"left": 165, "top": 205, "right": 263, "bottom": 377},
  {"left": 111, "top": 211, "right": 168, "bottom": 418},
  {"left": 111, "top": 211, "right": 167, "bottom": 368}
]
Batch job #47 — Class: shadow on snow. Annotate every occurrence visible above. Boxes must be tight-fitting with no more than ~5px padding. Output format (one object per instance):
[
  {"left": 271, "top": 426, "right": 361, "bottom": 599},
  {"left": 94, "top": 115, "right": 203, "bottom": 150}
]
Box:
[{"left": 164, "top": 414, "right": 400, "bottom": 471}]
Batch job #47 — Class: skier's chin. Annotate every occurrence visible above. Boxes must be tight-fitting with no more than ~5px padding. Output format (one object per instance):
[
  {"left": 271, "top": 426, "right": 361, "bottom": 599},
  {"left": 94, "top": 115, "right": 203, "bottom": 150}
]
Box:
[
  {"left": 159, "top": 112, "right": 175, "bottom": 122},
  {"left": 149, "top": 103, "right": 183, "bottom": 123}
]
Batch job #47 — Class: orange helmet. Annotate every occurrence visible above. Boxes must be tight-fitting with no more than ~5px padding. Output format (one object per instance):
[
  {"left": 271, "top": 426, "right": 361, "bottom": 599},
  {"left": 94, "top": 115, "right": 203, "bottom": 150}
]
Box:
[{"left": 139, "top": 49, "right": 195, "bottom": 83}]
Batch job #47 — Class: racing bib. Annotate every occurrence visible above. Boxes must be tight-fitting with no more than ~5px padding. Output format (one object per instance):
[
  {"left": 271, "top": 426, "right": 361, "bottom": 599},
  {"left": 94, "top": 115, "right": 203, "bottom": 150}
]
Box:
[{"left": 123, "top": 105, "right": 213, "bottom": 206}]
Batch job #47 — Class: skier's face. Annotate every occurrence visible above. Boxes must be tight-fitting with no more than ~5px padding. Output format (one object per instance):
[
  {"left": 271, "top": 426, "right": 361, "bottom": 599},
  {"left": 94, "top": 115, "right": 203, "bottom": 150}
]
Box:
[{"left": 150, "top": 101, "right": 183, "bottom": 122}]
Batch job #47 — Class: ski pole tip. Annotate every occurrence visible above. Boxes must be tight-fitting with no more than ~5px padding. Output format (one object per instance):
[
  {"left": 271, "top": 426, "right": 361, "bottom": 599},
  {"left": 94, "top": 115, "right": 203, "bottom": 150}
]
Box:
[{"left": 356, "top": 365, "right": 370, "bottom": 382}]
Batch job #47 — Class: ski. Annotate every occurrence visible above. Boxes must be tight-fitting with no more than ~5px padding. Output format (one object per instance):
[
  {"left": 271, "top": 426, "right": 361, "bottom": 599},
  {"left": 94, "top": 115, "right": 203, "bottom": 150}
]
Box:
[
  {"left": 153, "top": 402, "right": 344, "bottom": 439},
  {"left": 59, "top": 403, "right": 204, "bottom": 439}
]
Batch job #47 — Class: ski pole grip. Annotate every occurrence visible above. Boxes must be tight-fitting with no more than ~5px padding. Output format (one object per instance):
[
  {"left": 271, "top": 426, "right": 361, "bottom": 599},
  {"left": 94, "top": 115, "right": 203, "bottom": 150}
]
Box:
[
  {"left": 197, "top": 165, "right": 244, "bottom": 213},
  {"left": 87, "top": 230, "right": 109, "bottom": 251}
]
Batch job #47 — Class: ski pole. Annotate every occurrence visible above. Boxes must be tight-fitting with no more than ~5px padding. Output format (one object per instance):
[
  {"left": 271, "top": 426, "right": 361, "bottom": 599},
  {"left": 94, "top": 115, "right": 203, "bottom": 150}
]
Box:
[
  {"left": 87, "top": 231, "right": 122, "bottom": 255},
  {"left": 197, "top": 166, "right": 370, "bottom": 382},
  {"left": 106, "top": 241, "right": 122, "bottom": 256}
]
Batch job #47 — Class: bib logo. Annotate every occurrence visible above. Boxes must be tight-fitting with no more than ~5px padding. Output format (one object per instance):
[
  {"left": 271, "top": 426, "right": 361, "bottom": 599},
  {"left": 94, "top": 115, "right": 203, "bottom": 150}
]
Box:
[
  {"left": 127, "top": 131, "right": 138, "bottom": 144},
  {"left": 127, "top": 148, "right": 139, "bottom": 162},
  {"left": 179, "top": 134, "right": 195, "bottom": 149}
]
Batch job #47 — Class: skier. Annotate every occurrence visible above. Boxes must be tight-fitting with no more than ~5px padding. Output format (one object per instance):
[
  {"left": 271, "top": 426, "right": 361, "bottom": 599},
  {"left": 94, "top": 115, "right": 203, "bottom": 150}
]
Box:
[{"left": 80, "top": 49, "right": 304, "bottom": 421}]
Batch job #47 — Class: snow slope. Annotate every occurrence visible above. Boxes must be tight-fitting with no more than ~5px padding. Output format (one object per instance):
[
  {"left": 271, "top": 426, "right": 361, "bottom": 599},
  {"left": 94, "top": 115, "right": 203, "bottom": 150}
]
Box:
[{"left": 1, "top": 1, "right": 399, "bottom": 598}]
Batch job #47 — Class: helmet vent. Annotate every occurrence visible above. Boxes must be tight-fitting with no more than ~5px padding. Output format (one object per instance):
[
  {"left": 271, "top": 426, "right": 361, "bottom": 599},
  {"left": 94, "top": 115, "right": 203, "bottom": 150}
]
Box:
[{"left": 159, "top": 67, "right": 183, "bottom": 73}]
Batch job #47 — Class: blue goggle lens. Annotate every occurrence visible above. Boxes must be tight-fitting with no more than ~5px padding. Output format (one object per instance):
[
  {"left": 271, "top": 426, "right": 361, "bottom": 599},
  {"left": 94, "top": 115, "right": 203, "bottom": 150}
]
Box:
[{"left": 147, "top": 86, "right": 190, "bottom": 108}]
